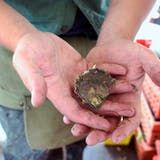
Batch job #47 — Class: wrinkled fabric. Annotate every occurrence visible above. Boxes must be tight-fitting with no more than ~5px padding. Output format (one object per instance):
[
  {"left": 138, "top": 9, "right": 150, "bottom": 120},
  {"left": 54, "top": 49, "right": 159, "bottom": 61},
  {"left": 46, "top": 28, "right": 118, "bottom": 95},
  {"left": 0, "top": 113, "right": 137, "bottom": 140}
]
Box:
[{"left": 4, "top": 0, "right": 110, "bottom": 34}]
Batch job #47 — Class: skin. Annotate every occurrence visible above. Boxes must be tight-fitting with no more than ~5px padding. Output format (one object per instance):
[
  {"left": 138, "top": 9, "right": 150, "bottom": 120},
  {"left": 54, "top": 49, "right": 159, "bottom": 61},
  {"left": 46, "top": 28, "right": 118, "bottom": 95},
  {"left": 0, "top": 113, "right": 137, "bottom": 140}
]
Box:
[
  {"left": 89, "top": 0, "right": 160, "bottom": 144},
  {"left": 0, "top": 1, "right": 134, "bottom": 139},
  {"left": 64, "top": 0, "right": 159, "bottom": 145},
  {"left": 13, "top": 31, "right": 133, "bottom": 131},
  {"left": 0, "top": 0, "right": 158, "bottom": 146}
]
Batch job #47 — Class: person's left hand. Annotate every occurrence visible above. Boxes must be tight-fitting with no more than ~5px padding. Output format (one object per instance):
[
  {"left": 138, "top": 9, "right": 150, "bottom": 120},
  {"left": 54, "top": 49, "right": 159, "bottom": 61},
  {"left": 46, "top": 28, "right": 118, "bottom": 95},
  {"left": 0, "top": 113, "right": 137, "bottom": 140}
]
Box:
[
  {"left": 64, "top": 38, "right": 160, "bottom": 145},
  {"left": 86, "top": 38, "right": 160, "bottom": 144}
]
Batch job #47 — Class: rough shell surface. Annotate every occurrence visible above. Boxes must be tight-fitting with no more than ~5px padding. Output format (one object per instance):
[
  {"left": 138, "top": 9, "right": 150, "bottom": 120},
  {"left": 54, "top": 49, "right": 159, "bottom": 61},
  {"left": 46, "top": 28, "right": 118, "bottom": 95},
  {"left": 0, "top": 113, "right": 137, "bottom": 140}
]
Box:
[{"left": 74, "top": 68, "right": 116, "bottom": 109}]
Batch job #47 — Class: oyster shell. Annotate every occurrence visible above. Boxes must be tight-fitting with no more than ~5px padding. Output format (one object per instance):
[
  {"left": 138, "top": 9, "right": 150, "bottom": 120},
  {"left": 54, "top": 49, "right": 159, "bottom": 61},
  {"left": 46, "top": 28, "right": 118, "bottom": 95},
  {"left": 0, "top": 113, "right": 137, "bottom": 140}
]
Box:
[{"left": 74, "top": 68, "right": 116, "bottom": 109}]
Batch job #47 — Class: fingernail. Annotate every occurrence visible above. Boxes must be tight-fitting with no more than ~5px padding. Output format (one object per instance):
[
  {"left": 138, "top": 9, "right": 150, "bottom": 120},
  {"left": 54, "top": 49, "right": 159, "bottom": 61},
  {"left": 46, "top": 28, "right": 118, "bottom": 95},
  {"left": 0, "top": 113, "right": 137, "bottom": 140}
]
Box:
[
  {"left": 86, "top": 137, "right": 97, "bottom": 146},
  {"left": 71, "top": 126, "right": 80, "bottom": 136},
  {"left": 71, "top": 127, "right": 76, "bottom": 135}
]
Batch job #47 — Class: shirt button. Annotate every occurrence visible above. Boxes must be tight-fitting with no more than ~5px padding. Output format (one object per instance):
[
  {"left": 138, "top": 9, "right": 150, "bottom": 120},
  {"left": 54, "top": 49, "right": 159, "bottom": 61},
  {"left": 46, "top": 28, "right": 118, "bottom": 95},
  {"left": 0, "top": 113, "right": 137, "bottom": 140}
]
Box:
[
  {"left": 19, "top": 101, "right": 24, "bottom": 107},
  {"left": 25, "top": 105, "right": 31, "bottom": 110},
  {"left": 60, "top": 25, "right": 69, "bottom": 33}
]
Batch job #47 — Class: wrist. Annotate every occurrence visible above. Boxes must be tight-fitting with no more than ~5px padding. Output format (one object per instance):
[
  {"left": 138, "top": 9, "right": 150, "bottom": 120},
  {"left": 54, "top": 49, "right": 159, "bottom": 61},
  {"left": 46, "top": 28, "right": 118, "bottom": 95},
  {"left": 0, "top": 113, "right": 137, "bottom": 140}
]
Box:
[
  {"left": 0, "top": 1, "right": 39, "bottom": 51},
  {"left": 97, "top": 0, "right": 155, "bottom": 46},
  {"left": 10, "top": 24, "right": 38, "bottom": 51},
  {"left": 97, "top": 28, "right": 133, "bottom": 46}
]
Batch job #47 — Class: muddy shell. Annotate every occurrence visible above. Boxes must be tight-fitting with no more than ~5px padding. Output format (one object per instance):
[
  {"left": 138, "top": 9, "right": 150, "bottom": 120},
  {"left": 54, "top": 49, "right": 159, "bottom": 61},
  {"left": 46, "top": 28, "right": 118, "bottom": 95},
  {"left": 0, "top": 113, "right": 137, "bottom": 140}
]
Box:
[{"left": 74, "top": 68, "right": 116, "bottom": 109}]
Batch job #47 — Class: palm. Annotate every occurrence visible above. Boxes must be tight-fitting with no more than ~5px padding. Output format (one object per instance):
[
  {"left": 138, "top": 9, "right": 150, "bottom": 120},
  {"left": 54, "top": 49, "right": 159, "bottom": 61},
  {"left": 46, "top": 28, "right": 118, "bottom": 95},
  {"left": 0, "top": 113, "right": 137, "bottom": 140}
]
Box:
[
  {"left": 88, "top": 40, "right": 146, "bottom": 86},
  {"left": 13, "top": 32, "right": 115, "bottom": 133},
  {"left": 42, "top": 34, "right": 88, "bottom": 115},
  {"left": 86, "top": 38, "right": 160, "bottom": 142}
]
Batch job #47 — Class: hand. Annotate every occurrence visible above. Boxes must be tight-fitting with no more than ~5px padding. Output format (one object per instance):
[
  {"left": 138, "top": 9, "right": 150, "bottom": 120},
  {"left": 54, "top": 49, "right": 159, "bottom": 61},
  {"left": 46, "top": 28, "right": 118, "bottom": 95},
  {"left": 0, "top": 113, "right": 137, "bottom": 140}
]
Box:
[
  {"left": 63, "top": 67, "right": 136, "bottom": 145},
  {"left": 85, "top": 38, "right": 160, "bottom": 143},
  {"left": 12, "top": 31, "right": 134, "bottom": 133}
]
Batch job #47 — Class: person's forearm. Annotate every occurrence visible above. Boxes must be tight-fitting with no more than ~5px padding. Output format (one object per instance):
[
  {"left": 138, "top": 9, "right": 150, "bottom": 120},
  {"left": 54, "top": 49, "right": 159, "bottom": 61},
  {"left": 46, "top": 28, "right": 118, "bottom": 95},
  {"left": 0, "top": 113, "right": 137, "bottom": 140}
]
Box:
[
  {"left": 0, "top": 1, "right": 38, "bottom": 51},
  {"left": 97, "top": 0, "right": 155, "bottom": 44}
]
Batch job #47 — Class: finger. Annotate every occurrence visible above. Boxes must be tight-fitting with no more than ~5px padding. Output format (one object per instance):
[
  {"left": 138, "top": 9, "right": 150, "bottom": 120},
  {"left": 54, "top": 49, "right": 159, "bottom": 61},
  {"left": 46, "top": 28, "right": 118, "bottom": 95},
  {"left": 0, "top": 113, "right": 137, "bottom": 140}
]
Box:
[
  {"left": 86, "top": 130, "right": 112, "bottom": 146},
  {"left": 96, "top": 63, "right": 127, "bottom": 75},
  {"left": 111, "top": 105, "right": 140, "bottom": 144},
  {"left": 111, "top": 116, "right": 140, "bottom": 144},
  {"left": 108, "top": 94, "right": 140, "bottom": 143},
  {"left": 13, "top": 51, "right": 47, "bottom": 107},
  {"left": 96, "top": 100, "right": 135, "bottom": 117},
  {"left": 87, "top": 62, "right": 127, "bottom": 75},
  {"left": 110, "top": 80, "right": 135, "bottom": 94},
  {"left": 63, "top": 116, "right": 72, "bottom": 124},
  {"left": 47, "top": 88, "right": 112, "bottom": 131},
  {"left": 31, "top": 74, "right": 47, "bottom": 107},
  {"left": 86, "top": 117, "right": 119, "bottom": 145},
  {"left": 71, "top": 123, "right": 90, "bottom": 136},
  {"left": 140, "top": 47, "right": 160, "bottom": 86}
]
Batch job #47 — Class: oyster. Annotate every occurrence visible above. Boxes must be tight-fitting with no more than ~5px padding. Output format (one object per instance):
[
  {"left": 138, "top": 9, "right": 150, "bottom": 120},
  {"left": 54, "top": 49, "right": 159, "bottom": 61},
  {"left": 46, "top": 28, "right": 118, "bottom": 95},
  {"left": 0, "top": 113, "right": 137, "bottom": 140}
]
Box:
[{"left": 74, "top": 67, "right": 116, "bottom": 109}]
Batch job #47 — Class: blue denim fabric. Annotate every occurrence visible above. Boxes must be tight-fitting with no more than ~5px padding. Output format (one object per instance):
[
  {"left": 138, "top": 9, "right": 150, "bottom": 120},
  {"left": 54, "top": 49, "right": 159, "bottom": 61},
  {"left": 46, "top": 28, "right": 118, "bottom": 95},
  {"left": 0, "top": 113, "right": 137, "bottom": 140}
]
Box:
[
  {"left": 0, "top": 106, "right": 48, "bottom": 160},
  {"left": 82, "top": 143, "right": 111, "bottom": 160}
]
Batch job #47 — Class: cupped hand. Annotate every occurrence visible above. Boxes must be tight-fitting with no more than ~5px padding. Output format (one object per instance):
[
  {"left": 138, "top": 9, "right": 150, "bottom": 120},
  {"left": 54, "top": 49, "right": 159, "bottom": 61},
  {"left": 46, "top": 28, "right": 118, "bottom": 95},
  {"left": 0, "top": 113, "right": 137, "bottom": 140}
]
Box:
[
  {"left": 85, "top": 38, "right": 160, "bottom": 143},
  {"left": 12, "top": 31, "right": 134, "bottom": 134}
]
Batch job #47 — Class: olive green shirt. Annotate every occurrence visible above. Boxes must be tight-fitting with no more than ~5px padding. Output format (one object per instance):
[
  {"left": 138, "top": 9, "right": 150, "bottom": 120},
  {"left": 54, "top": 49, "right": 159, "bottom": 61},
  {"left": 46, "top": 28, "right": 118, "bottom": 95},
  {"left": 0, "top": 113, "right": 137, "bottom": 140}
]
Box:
[{"left": 1, "top": 0, "right": 110, "bottom": 149}]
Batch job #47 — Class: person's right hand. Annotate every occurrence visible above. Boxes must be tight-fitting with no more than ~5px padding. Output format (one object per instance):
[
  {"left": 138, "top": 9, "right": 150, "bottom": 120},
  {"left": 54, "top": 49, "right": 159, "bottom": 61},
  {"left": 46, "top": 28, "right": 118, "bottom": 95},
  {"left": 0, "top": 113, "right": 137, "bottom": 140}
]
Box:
[{"left": 12, "top": 31, "right": 134, "bottom": 134}]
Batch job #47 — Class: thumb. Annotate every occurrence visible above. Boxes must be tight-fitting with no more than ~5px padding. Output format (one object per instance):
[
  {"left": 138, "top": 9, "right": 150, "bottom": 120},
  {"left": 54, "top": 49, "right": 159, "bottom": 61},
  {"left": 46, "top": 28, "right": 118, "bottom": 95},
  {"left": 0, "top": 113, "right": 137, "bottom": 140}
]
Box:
[
  {"left": 30, "top": 74, "right": 47, "bottom": 107},
  {"left": 13, "top": 52, "right": 47, "bottom": 107},
  {"left": 140, "top": 47, "right": 160, "bottom": 86}
]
